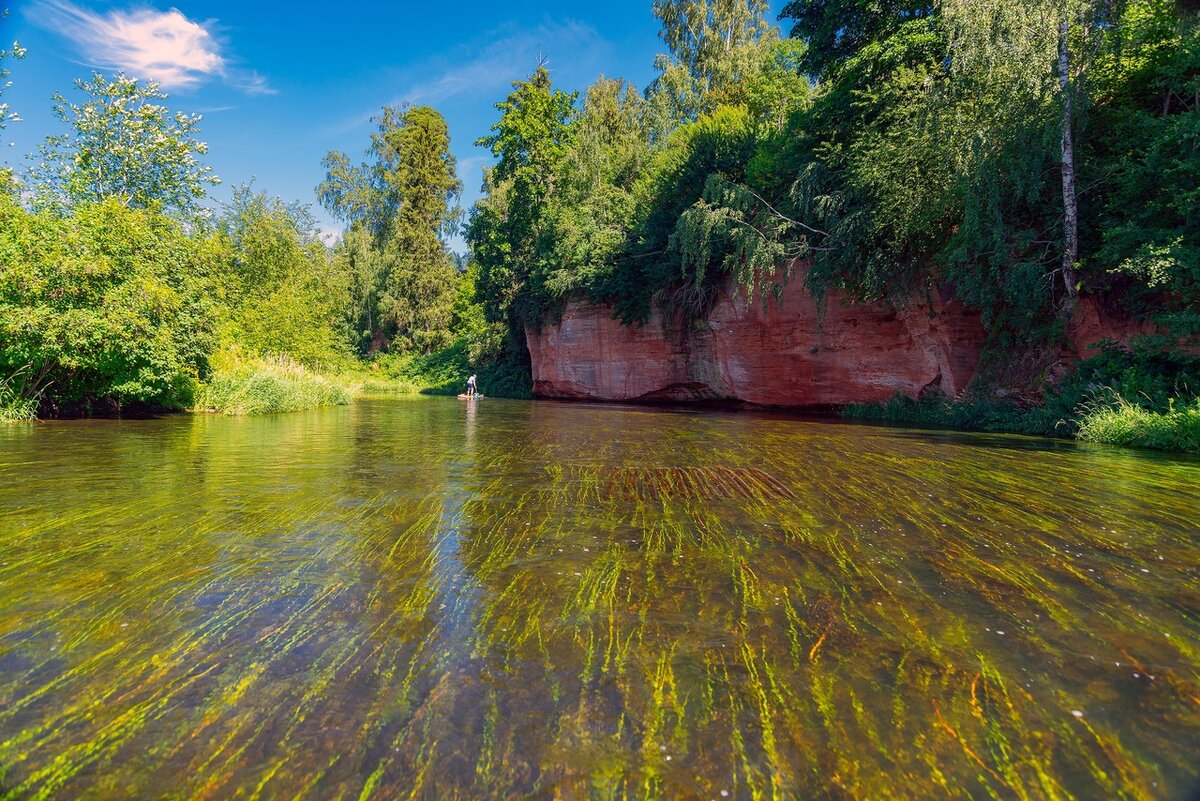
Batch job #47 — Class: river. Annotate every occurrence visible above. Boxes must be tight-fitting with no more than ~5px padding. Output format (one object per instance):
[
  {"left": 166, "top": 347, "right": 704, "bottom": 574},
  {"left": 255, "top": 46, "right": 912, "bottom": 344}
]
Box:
[{"left": 1, "top": 397, "right": 1197, "bottom": 799}]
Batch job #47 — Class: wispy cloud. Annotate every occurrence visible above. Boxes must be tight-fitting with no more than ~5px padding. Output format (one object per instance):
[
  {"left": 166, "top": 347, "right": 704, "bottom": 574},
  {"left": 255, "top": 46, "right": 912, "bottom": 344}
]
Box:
[
  {"left": 28, "top": 1, "right": 271, "bottom": 94},
  {"left": 401, "top": 20, "right": 606, "bottom": 106},
  {"left": 327, "top": 19, "right": 610, "bottom": 138}
]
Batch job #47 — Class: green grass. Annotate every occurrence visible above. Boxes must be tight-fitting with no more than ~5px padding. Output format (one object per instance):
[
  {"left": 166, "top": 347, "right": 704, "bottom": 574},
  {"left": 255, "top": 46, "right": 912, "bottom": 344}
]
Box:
[
  {"left": 196, "top": 357, "right": 353, "bottom": 415},
  {"left": 0, "top": 383, "right": 37, "bottom": 422},
  {"left": 1077, "top": 396, "right": 1200, "bottom": 453},
  {"left": 844, "top": 340, "right": 1200, "bottom": 452}
]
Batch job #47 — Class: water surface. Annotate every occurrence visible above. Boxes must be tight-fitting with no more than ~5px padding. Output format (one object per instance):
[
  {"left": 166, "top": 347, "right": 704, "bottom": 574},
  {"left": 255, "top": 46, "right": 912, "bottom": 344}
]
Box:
[{"left": 1, "top": 398, "right": 1198, "bottom": 799}]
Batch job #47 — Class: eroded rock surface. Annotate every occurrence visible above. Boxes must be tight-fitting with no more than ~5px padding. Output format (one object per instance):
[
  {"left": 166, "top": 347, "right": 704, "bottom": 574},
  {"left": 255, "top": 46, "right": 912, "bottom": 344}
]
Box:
[{"left": 527, "top": 266, "right": 986, "bottom": 408}]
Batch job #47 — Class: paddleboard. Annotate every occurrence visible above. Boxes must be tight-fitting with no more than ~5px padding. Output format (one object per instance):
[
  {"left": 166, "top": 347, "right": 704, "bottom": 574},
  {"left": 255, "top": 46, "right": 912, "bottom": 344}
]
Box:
[{"left": 457, "top": 394, "right": 484, "bottom": 400}]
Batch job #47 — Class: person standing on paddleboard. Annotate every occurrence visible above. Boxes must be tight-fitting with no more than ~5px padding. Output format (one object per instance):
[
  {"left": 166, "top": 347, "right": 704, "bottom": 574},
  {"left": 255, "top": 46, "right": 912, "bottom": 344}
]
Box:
[{"left": 466, "top": 374, "right": 477, "bottom": 398}]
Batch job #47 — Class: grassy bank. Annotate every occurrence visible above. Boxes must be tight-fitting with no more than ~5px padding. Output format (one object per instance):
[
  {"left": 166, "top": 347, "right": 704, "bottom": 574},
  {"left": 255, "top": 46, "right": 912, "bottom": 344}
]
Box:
[
  {"left": 845, "top": 392, "right": 1200, "bottom": 453},
  {"left": 196, "top": 357, "right": 354, "bottom": 415},
  {"left": 1077, "top": 397, "right": 1200, "bottom": 453},
  {"left": 844, "top": 341, "right": 1200, "bottom": 454}
]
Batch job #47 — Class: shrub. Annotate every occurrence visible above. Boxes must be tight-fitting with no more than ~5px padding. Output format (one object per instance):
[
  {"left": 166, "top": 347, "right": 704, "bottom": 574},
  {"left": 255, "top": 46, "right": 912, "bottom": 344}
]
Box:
[
  {"left": 0, "top": 379, "right": 37, "bottom": 422},
  {"left": 0, "top": 195, "right": 217, "bottom": 415}
]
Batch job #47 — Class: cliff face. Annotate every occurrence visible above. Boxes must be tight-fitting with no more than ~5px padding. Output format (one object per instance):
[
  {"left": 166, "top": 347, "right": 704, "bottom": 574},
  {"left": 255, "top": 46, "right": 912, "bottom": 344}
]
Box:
[
  {"left": 526, "top": 264, "right": 1154, "bottom": 408},
  {"left": 527, "top": 266, "right": 986, "bottom": 408}
]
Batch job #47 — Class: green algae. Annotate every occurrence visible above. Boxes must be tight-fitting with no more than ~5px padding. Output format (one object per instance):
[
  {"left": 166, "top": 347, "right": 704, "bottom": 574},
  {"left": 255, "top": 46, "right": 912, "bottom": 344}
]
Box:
[{"left": 0, "top": 400, "right": 1197, "bottom": 800}]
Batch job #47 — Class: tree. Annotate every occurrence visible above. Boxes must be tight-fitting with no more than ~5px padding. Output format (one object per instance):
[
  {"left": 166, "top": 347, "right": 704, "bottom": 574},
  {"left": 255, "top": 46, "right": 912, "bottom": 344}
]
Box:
[
  {"left": 317, "top": 150, "right": 391, "bottom": 242},
  {"left": 469, "top": 66, "right": 576, "bottom": 329},
  {"left": 543, "top": 77, "right": 651, "bottom": 297},
  {"left": 0, "top": 10, "right": 25, "bottom": 140},
  {"left": 939, "top": 0, "right": 1117, "bottom": 312},
  {"left": 320, "top": 105, "right": 462, "bottom": 352},
  {"left": 649, "top": 0, "right": 777, "bottom": 122},
  {"left": 29, "top": 73, "right": 218, "bottom": 216},
  {"left": 215, "top": 185, "right": 354, "bottom": 369},
  {"left": 780, "top": 0, "right": 934, "bottom": 80},
  {"left": 0, "top": 191, "right": 219, "bottom": 414},
  {"left": 375, "top": 105, "right": 462, "bottom": 351}
]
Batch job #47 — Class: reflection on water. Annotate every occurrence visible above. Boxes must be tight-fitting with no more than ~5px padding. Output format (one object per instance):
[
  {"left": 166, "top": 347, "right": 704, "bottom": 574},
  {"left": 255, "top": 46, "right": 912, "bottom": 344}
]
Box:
[{"left": 0, "top": 398, "right": 1198, "bottom": 800}]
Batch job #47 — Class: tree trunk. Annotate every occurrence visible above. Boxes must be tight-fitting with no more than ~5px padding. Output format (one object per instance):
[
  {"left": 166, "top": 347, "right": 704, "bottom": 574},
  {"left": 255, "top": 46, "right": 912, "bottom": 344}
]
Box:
[{"left": 1058, "top": 17, "right": 1080, "bottom": 310}]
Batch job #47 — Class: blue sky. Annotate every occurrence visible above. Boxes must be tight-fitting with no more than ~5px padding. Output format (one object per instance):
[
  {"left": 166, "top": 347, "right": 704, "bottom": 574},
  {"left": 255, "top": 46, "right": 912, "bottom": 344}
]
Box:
[{"left": 2, "top": 0, "right": 784, "bottom": 250}]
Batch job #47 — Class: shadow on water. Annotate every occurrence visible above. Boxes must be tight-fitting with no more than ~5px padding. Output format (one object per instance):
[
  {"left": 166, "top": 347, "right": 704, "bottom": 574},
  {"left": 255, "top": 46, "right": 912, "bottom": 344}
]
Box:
[{"left": 0, "top": 397, "right": 1198, "bottom": 800}]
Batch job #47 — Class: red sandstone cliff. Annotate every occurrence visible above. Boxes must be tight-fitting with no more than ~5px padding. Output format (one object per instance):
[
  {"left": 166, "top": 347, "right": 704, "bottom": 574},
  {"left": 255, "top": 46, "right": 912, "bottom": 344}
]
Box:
[
  {"left": 526, "top": 263, "right": 1152, "bottom": 408},
  {"left": 527, "top": 265, "right": 986, "bottom": 408}
]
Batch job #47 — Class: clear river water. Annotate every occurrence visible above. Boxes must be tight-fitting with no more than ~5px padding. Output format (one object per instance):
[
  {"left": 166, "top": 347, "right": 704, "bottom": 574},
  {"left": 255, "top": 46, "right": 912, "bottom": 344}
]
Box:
[{"left": 0, "top": 397, "right": 1197, "bottom": 800}]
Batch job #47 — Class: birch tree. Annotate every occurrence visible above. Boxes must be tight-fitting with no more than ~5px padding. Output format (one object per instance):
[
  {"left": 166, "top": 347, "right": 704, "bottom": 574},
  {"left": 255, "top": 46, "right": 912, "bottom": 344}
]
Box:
[{"left": 940, "top": 0, "right": 1110, "bottom": 310}]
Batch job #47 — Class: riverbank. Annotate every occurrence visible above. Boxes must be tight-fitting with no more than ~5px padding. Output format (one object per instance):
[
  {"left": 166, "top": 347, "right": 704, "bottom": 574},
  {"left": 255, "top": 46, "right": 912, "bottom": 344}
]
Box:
[
  {"left": 843, "top": 393, "right": 1200, "bottom": 454},
  {"left": 841, "top": 339, "right": 1200, "bottom": 454}
]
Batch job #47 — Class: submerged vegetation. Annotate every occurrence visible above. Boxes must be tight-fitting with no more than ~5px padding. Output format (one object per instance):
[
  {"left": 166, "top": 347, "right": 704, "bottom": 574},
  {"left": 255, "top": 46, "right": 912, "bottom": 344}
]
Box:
[{"left": 1, "top": 400, "right": 1197, "bottom": 798}]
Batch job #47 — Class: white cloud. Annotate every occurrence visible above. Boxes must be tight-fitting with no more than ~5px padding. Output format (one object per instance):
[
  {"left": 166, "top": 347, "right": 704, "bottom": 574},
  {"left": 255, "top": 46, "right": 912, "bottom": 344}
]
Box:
[
  {"left": 28, "top": 1, "right": 270, "bottom": 94},
  {"left": 402, "top": 20, "right": 607, "bottom": 107}
]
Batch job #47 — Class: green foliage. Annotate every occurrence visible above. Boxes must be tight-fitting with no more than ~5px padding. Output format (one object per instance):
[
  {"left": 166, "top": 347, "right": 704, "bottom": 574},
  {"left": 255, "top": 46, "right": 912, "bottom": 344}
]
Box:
[
  {"left": 1094, "top": 0, "right": 1200, "bottom": 335},
  {"left": 0, "top": 191, "right": 217, "bottom": 415},
  {"left": 28, "top": 73, "right": 219, "bottom": 216},
  {"left": 196, "top": 356, "right": 352, "bottom": 415},
  {"left": 377, "top": 105, "right": 462, "bottom": 352},
  {"left": 780, "top": 0, "right": 934, "bottom": 80},
  {"left": 601, "top": 104, "right": 758, "bottom": 322},
  {"left": 468, "top": 66, "right": 577, "bottom": 329},
  {"left": 320, "top": 105, "right": 462, "bottom": 353},
  {"left": 540, "top": 78, "right": 650, "bottom": 301},
  {"left": 3, "top": 70, "right": 483, "bottom": 418},
  {"left": 375, "top": 338, "right": 532, "bottom": 400},
  {"left": 845, "top": 339, "right": 1200, "bottom": 450},
  {"left": 450, "top": 263, "right": 508, "bottom": 365},
  {"left": 1077, "top": 396, "right": 1200, "bottom": 452},
  {"left": 214, "top": 186, "right": 355, "bottom": 371},
  {"left": 374, "top": 261, "right": 529, "bottom": 398},
  {"left": 671, "top": 175, "right": 805, "bottom": 308},
  {"left": 649, "top": 0, "right": 777, "bottom": 121}
]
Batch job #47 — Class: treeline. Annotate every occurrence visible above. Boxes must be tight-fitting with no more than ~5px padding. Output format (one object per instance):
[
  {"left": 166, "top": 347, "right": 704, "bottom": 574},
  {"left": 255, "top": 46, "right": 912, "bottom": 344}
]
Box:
[
  {"left": 467, "top": 0, "right": 1198, "bottom": 396},
  {"left": 0, "top": 73, "right": 370, "bottom": 418},
  {"left": 3, "top": 0, "right": 1198, "bottom": 438},
  {"left": 316, "top": 103, "right": 529, "bottom": 394},
  {"left": 0, "top": 68, "right": 509, "bottom": 419}
]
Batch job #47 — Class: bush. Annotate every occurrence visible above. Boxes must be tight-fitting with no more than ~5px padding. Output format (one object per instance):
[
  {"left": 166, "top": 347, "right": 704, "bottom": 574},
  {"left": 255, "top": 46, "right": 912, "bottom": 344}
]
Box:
[
  {"left": 196, "top": 357, "right": 351, "bottom": 415},
  {"left": 0, "top": 194, "right": 216, "bottom": 416},
  {"left": 1077, "top": 396, "right": 1200, "bottom": 453}
]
